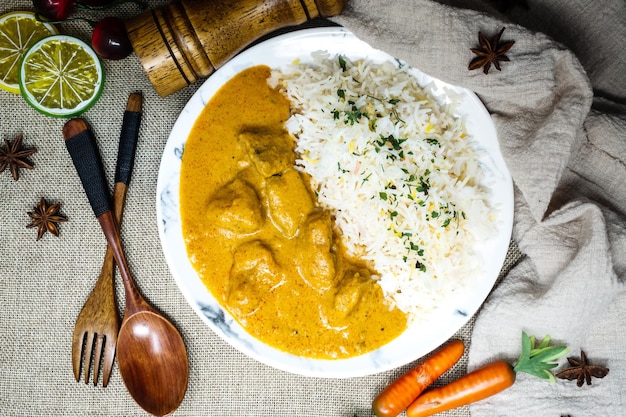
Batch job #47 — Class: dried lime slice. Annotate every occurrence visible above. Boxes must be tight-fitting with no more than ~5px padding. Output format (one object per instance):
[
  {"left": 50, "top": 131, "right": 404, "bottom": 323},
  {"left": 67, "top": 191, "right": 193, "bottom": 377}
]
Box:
[
  {"left": 0, "top": 11, "right": 57, "bottom": 94},
  {"left": 18, "top": 34, "right": 104, "bottom": 117}
]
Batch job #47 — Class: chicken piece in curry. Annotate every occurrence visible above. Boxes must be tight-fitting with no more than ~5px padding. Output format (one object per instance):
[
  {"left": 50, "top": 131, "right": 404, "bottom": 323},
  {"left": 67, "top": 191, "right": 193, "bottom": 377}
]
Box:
[{"left": 180, "top": 65, "right": 406, "bottom": 359}]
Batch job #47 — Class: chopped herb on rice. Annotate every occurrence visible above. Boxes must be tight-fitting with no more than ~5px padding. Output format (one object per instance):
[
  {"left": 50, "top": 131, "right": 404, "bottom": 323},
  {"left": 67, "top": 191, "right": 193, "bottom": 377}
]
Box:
[{"left": 270, "top": 53, "right": 497, "bottom": 322}]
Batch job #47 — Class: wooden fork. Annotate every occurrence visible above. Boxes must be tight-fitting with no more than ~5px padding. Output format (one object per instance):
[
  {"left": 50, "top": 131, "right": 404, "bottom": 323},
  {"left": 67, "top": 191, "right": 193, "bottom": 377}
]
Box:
[{"left": 71, "top": 92, "right": 142, "bottom": 386}]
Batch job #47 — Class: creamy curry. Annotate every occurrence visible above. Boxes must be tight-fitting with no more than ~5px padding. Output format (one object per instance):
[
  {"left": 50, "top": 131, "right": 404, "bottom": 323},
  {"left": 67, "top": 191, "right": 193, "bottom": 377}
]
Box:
[{"left": 180, "top": 65, "right": 407, "bottom": 359}]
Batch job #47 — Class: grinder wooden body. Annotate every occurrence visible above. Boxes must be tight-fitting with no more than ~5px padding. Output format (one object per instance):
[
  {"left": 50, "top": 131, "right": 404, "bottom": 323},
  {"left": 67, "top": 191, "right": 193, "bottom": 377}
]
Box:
[{"left": 125, "top": 0, "right": 347, "bottom": 96}]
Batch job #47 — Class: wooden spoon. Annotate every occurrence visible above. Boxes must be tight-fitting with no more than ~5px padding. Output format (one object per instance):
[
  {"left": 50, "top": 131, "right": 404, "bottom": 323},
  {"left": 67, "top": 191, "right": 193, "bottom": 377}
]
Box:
[{"left": 63, "top": 118, "right": 188, "bottom": 416}]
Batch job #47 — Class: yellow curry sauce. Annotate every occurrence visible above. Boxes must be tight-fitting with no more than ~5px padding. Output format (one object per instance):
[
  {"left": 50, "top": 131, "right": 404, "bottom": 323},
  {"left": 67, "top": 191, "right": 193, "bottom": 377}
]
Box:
[{"left": 180, "top": 65, "right": 407, "bottom": 359}]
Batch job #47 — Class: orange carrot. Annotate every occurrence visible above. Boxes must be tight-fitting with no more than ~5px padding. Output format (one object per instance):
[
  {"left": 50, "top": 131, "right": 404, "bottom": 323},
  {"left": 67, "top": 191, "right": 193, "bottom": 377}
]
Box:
[
  {"left": 405, "top": 360, "right": 515, "bottom": 417},
  {"left": 372, "top": 339, "right": 464, "bottom": 417},
  {"left": 405, "top": 332, "right": 569, "bottom": 417}
]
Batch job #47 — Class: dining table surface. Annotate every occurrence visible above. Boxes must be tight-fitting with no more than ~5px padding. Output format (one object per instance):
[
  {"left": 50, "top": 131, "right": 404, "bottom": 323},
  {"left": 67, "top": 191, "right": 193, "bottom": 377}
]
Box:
[{"left": 1, "top": 0, "right": 624, "bottom": 416}]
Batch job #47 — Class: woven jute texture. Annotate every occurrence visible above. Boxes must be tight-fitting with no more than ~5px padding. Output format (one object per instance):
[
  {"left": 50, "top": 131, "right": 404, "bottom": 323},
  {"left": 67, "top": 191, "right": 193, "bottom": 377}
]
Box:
[{"left": 5, "top": 0, "right": 624, "bottom": 416}]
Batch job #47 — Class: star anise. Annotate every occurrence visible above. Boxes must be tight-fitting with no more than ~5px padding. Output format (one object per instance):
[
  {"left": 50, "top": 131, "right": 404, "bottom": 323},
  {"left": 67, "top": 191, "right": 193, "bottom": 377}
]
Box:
[
  {"left": 556, "top": 350, "right": 609, "bottom": 387},
  {"left": 0, "top": 134, "right": 37, "bottom": 181},
  {"left": 468, "top": 27, "right": 515, "bottom": 75},
  {"left": 26, "top": 197, "right": 68, "bottom": 241}
]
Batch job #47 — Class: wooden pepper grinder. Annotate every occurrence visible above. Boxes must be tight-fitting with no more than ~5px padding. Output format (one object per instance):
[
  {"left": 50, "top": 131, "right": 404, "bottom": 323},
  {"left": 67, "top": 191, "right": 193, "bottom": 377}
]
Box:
[{"left": 125, "top": 0, "right": 348, "bottom": 97}]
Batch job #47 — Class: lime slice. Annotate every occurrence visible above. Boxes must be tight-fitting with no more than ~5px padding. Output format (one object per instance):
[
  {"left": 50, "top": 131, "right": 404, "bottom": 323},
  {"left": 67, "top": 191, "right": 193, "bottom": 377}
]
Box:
[
  {"left": 0, "top": 11, "right": 57, "bottom": 94},
  {"left": 19, "top": 34, "right": 105, "bottom": 118}
]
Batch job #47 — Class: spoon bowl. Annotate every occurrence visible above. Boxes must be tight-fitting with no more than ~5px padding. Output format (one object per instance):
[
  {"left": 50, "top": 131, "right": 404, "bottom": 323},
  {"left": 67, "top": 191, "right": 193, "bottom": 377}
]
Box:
[{"left": 117, "top": 312, "right": 189, "bottom": 416}]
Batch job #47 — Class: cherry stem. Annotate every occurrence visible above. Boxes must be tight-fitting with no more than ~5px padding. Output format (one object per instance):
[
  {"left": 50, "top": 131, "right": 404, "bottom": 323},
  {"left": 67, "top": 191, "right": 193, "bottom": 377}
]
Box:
[
  {"left": 35, "top": 13, "right": 97, "bottom": 26},
  {"left": 76, "top": 0, "right": 148, "bottom": 12}
]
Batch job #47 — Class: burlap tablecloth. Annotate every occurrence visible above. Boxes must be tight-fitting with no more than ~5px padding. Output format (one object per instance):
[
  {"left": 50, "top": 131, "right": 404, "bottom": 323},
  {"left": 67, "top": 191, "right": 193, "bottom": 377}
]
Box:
[{"left": 1, "top": 0, "right": 623, "bottom": 416}]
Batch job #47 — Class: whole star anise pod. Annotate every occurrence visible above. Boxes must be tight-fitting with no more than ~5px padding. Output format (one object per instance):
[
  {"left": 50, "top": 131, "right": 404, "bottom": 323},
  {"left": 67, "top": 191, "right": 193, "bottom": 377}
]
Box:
[
  {"left": 556, "top": 350, "right": 609, "bottom": 387},
  {"left": 0, "top": 134, "right": 37, "bottom": 181},
  {"left": 468, "top": 27, "right": 515, "bottom": 75},
  {"left": 26, "top": 197, "right": 68, "bottom": 241}
]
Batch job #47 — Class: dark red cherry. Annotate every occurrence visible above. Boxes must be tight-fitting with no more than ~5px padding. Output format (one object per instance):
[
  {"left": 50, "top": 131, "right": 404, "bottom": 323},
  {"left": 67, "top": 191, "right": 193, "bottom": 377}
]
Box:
[
  {"left": 91, "top": 16, "right": 133, "bottom": 60},
  {"left": 32, "top": 0, "right": 77, "bottom": 21}
]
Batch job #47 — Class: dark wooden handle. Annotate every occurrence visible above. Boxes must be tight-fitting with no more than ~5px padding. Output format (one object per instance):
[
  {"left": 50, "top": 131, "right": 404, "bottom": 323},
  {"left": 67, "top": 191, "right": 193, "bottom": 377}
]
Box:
[
  {"left": 101, "top": 91, "right": 144, "bottom": 282},
  {"left": 63, "top": 119, "right": 111, "bottom": 218},
  {"left": 114, "top": 92, "right": 143, "bottom": 186},
  {"left": 63, "top": 118, "right": 150, "bottom": 317}
]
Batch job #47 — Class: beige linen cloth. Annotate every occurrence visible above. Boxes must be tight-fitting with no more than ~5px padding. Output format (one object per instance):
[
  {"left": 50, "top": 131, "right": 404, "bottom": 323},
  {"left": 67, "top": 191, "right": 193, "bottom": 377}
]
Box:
[
  {"left": 1, "top": 0, "right": 624, "bottom": 416},
  {"left": 336, "top": 0, "right": 626, "bottom": 415}
]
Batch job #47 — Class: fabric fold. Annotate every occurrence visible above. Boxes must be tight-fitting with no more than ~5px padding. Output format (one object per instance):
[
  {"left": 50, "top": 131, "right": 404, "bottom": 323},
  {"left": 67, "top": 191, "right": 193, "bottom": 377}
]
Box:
[{"left": 335, "top": 0, "right": 625, "bottom": 414}]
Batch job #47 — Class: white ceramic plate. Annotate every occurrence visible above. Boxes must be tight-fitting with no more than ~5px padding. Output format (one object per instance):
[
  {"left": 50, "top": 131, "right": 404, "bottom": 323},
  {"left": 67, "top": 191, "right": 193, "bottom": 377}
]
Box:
[{"left": 156, "top": 27, "right": 513, "bottom": 378}]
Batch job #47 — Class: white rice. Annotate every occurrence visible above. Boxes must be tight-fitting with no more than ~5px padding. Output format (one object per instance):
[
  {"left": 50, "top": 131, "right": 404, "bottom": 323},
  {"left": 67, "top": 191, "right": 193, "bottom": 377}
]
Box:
[{"left": 269, "top": 53, "right": 496, "bottom": 322}]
